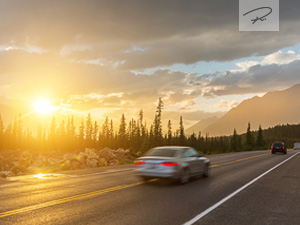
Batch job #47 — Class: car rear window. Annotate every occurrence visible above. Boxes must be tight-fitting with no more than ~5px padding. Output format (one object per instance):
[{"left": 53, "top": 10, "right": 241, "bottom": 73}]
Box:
[
  {"left": 144, "top": 148, "right": 178, "bottom": 157},
  {"left": 273, "top": 143, "right": 283, "bottom": 147}
]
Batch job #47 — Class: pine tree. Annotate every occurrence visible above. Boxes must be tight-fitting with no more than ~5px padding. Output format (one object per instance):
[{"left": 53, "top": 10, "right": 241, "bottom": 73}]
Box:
[
  {"left": 67, "top": 117, "right": 71, "bottom": 137},
  {"left": 118, "top": 114, "right": 127, "bottom": 147},
  {"left": 167, "top": 120, "right": 172, "bottom": 145},
  {"left": 70, "top": 115, "right": 75, "bottom": 137},
  {"left": 12, "top": 118, "right": 17, "bottom": 142},
  {"left": 58, "top": 120, "right": 66, "bottom": 137},
  {"left": 78, "top": 119, "right": 85, "bottom": 141},
  {"left": 246, "top": 122, "right": 254, "bottom": 150},
  {"left": 17, "top": 114, "right": 23, "bottom": 141},
  {"left": 153, "top": 98, "right": 163, "bottom": 146},
  {"left": 49, "top": 115, "right": 56, "bottom": 139},
  {"left": 179, "top": 116, "right": 185, "bottom": 145},
  {"left": 3, "top": 122, "right": 10, "bottom": 149},
  {"left": 139, "top": 110, "right": 145, "bottom": 137},
  {"left": 102, "top": 117, "right": 109, "bottom": 139},
  {"left": 110, "top": 119, "right": 114, "bottom": 140},
  {"left": 86, "top": 113, "right": 92, "bottom": 143},
  {"left": 93, "top": 121, "right": 98, "bottom": 142},
  {"left": 256, "top": 125, "right": 265, "bottom": 148},
  {"left": 231, "top": 129, "right": 238, "bottom": 151}
]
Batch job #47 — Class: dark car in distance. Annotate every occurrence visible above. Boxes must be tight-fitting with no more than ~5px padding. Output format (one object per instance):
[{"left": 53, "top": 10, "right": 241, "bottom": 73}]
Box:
[{"left": 271, "top": 142, "right": 287, "bottom": 154}]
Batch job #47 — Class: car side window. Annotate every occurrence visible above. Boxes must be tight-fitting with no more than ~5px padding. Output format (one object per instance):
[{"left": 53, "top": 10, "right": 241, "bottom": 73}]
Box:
[{"left": 181, "top": 148, "right": 198, "bottom": 158}]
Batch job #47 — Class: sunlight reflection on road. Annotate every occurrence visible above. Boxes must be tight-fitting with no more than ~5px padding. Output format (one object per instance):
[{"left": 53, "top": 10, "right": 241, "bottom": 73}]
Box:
[{"left": 34, "top": 173, "right": 47, "bottom": 179}]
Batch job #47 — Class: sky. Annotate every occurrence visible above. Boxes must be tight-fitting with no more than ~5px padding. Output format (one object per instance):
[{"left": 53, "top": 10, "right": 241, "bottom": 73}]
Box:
[{"left": 0, "top": 0, "right": 300, "bottom": 130}]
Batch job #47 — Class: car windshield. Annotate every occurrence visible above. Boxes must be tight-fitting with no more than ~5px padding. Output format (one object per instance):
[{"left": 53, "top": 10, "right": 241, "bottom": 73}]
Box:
[{"left": 144, "top": 148, "right": 179, "bottom": 157}]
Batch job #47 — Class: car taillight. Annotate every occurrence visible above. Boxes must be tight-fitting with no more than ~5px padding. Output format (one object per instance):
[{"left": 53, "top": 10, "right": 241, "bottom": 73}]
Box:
[
  {"left": 271, "top": 146, "right": 274, "bottom": 149},
  {"left": 160, "top": 162, "right": 178, "bottom": 166},
  {"left": 134, "top": 160, "right": 147, "bottom": 165},
  {"left": 282, "top": 146, "right": 285, "bottom": 149}
]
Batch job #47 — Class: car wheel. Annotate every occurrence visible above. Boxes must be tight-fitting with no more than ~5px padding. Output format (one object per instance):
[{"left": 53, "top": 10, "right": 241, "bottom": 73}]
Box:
[
  {"left": 203, "top": 164, "right": 210, "bottom": 178},
  {"left": 284, "top": 151, "right": 287, "bottom": 154},
  {"left": 271, "top": 151, "right": 275, "bottom": 154},
  {"left": 179, "top": 168, "right": 190, "bottom": 184}
]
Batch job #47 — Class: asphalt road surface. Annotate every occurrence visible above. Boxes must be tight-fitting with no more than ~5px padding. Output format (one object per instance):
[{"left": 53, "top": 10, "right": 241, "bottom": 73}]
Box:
[{"left": 1, "top": 150, "right": 300, "bottom": 225}]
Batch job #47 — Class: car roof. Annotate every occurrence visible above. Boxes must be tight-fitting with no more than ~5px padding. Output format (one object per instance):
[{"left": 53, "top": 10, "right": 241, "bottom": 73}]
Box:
[{"left": 153, "top": 146, "right": 191, "bottom": 151}]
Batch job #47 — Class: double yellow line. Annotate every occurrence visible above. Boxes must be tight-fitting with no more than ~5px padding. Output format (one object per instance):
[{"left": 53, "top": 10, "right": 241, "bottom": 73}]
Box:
[{"left": 0, "top": 152, "right": 269, "bottom": 218}]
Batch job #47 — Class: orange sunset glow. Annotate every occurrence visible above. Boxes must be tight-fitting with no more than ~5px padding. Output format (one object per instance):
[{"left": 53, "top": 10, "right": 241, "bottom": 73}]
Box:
[{"left": 1, "top": 2, "right": 300, "bottom": 225}]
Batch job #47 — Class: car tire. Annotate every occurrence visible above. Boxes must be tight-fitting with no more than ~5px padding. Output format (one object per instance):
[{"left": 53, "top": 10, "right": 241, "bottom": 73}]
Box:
[
  {"left": 179, "top": 168, "right": 190, "bottom": 184},
  {"left": 271, "top": 151, "right": 275, "bottom": 154},
  {"left": 203, "top": 164, "right": 210, "bottom": 178},
  {"left": 284, "top": 151, "right": 287, "bottom": 154}
]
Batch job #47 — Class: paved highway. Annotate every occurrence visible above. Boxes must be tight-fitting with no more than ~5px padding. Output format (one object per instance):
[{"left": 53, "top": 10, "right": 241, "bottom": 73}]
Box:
[{"left": 0, "top": 150, "right": 299, "bottom": 225}]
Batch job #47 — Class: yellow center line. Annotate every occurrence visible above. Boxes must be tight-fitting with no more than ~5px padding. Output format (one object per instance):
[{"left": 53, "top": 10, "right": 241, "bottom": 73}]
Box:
[
  {"left": 211, "top": 153, "right": 269, "bottom": 168},
  {"left": 0, "top": 152, "right": 270, "bottom": 218},
  {"left": 0, "top": 181, "right": 144, "bottom": 218}
]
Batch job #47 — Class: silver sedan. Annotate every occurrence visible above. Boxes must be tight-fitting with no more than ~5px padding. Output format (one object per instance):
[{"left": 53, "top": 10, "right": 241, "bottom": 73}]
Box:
[{"left": 134, "top": 146, "right": 210, "bottom": 184}]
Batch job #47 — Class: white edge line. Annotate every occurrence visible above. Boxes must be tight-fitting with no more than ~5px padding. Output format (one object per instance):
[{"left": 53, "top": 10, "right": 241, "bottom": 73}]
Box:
[{"left": 184, "top": 152, "right": 300, "bottom": 225}]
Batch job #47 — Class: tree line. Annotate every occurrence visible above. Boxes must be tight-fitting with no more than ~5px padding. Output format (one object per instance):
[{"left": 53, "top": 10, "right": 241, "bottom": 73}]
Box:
[{"left": 0, "top": 98, "right": 299, "bottom": 155}]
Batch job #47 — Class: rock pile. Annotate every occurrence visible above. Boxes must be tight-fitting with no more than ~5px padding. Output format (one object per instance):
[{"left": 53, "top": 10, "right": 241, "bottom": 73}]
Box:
[{"left": 0, "top": 148, "right": 136, "bottom": 178}]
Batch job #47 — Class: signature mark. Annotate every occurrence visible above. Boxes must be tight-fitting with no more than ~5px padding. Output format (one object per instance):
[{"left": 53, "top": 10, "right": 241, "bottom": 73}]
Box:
[{"left": 243, "top": 7, "right": 272, "bottom": 24}]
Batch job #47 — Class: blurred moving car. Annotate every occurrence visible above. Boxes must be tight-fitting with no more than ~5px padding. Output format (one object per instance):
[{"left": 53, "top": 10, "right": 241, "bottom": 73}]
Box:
[
  {"left": 134, "top": 146, "right": 210, "bottom": 184},
  {"left": 271, "top": 142, "right": 287, "bottom": 154},
  {"left": 293, "top": 142, "right": 300, "bottom": 150}
]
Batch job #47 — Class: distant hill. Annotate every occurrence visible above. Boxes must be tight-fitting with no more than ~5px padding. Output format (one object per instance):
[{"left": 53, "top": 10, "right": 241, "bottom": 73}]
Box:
[
  {"left": 185, "top": 116, "right": 218, "bottom": 135},
  {"left": 202, "top": 84, "right": 300, "bottom": 136}
]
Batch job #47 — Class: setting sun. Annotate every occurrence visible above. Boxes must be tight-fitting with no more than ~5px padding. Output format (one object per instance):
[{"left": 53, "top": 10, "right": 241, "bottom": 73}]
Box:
[{"left": 34, "top": 99, "right": 56, "bottom": 114}]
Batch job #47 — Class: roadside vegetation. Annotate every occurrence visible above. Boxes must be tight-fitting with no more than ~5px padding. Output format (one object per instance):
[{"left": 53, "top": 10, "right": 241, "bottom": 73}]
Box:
[{"left": 0, "top": 98, "right": 299, "bottom": 157}]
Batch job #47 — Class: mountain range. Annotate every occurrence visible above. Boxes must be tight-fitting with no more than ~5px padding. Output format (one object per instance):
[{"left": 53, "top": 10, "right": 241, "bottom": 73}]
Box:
[{"left": 187, "top": 84, "right": 300, "bottom": 136}]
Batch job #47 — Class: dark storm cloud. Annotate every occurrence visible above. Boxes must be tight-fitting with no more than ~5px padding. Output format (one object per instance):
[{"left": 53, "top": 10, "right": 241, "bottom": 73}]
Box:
[{"left": 0, "top": 0, "right": 299, "bottom": 70}]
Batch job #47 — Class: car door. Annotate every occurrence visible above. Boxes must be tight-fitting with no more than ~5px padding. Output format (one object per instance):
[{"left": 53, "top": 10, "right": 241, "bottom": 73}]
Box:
[
  {"left": 189, "top": 148, "right": 204, "bottom": 173},
  {"left": 181, "top": 148, "right": 203, "bottom": 174}
]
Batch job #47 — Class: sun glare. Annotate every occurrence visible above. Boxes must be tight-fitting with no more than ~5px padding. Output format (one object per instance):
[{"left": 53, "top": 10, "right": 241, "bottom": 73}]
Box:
[
  {"left": 34, "top": 99, "right": 56, "bottom": 114},
  {"left": 34, "top": 173, "right": 46, "bottom": 179}
]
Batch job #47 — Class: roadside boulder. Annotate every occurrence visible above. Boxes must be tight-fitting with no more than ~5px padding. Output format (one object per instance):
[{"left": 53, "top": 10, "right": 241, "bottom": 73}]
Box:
[
  {"left": 61, "top": 160, "right": 71, "bottom": 170},
  {"left": 70, "top": 160, "right": 83, "bottom": 170},
  {"left": 18, "top": 151, "right": 32, "bottom": 169},
  {"left": 63, "top": 153, "right": 77, "bottom": 161},
  {"left": 98, "top": 158, "right": 108, "bottom": 167},
  {"left": 86, "top": 158, "right": 98, "bottom": 168},
  {"left": 0, "top": 171, "right": 15, "bottom": 178},
  {"left": 98, "top": 148, "right": 116, "bottom": 161},
  {"left": 85, "top": 148, "right": 99, "bottom": 159}
]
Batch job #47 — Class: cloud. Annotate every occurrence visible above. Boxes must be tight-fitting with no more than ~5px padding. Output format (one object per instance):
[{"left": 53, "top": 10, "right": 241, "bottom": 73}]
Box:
[
  {"left": 233, "top": 50, "right": 300, "bottom": 73},
  {"left": 1, "top": 47, "right": 300, "bottom": 114},
  {"left": 201, "top": 59, "right": 300, "bottom": 96},
  {"left": 0, "top": 0, "right": 299, "bottom": 70},
  {"left": 214, "top": 100, "right": 239, "bottom": 109},
  {"left": 1, "top": 0, "right": 300, "bottom": 127},
  {"left": 262, "top": 50, "right": 300, "bottom": 65}
]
